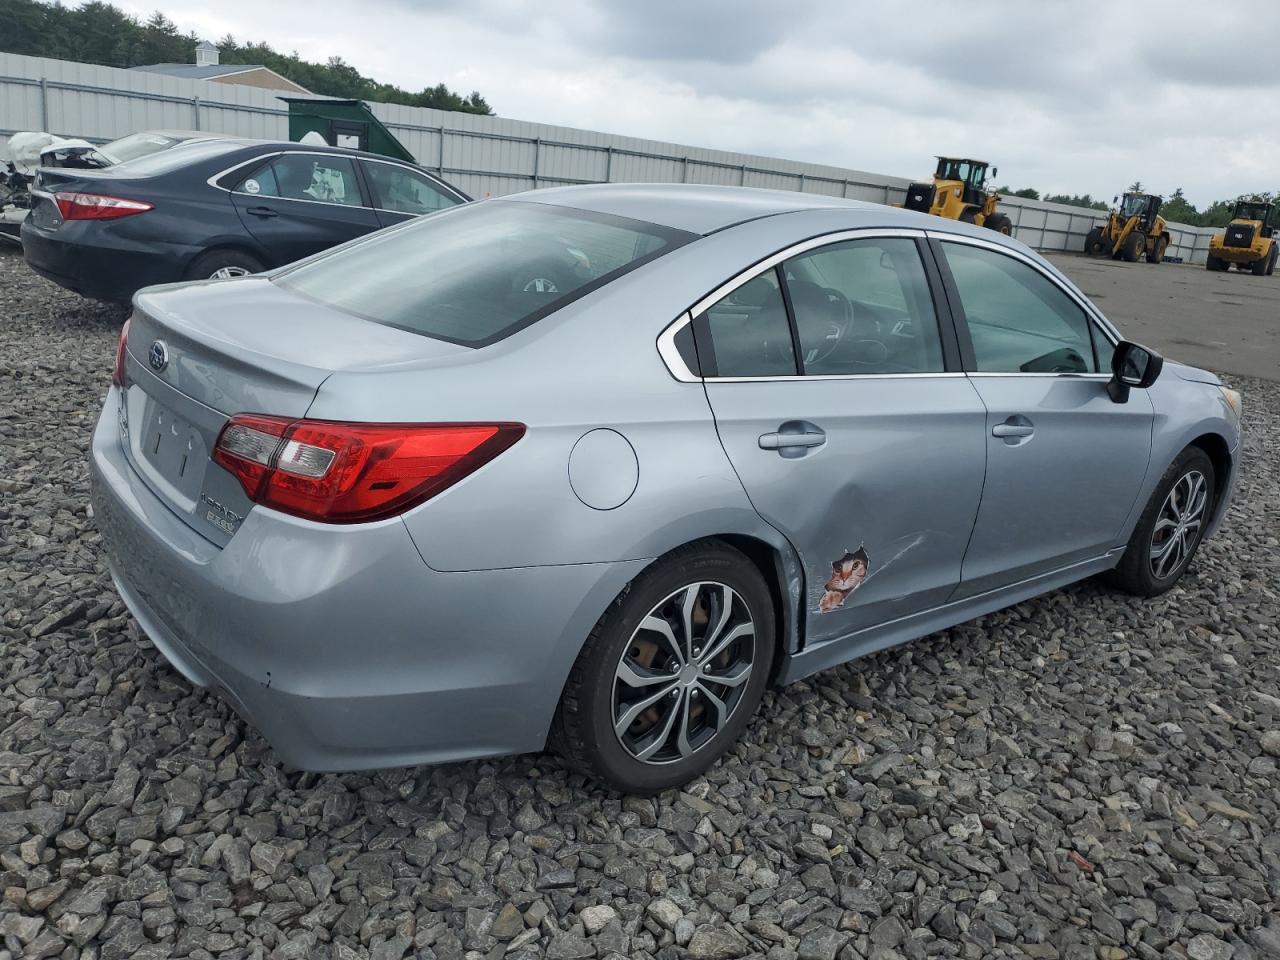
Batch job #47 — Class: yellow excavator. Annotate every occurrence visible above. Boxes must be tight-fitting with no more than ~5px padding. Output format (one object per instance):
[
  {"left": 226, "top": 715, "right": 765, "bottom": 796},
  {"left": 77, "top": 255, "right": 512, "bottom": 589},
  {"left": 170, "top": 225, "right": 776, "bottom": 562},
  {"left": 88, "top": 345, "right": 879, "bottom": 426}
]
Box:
[
  {"left": 901, "top": 157, "right": 1012, "bottom": 235},
  {"left": 1206, "top": 199, "right": 1277, "bottom": 275},
  {"left": 1085, "top": 192, "right": 1171, "bottom": 264}
]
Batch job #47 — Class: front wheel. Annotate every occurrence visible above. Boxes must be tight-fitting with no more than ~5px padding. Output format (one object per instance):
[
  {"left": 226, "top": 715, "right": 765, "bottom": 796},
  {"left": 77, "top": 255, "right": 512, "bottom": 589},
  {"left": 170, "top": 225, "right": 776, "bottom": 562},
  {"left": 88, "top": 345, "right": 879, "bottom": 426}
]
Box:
[
  {"left": 1085, "top": 226, "right": 1108, "bottom": 256},
  {"left": 1146, "top": 235, "right": 1168, "bottom": 264},
  {"left": 985, "top": 212, "right": 1013, "bottom": 236},
  {"left": 1109, "top": 448, "right": 1215, "bottom": 597},
  {"left": 552, "top": 542, "right": 775, "bottom": 793},
  {"left": 1267, "top": 247, "right": 1278, "bottom": 276},
  {"left": 1122, "top": 231, "right": 1146, "bottom": 262}
]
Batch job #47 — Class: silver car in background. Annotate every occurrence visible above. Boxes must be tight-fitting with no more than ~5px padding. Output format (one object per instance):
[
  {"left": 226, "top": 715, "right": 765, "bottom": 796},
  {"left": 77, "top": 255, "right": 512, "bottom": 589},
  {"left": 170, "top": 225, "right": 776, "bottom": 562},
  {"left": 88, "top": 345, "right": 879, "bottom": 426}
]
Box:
[{"left": 91, "top": 185, "right": 1241, "bottom": 793}]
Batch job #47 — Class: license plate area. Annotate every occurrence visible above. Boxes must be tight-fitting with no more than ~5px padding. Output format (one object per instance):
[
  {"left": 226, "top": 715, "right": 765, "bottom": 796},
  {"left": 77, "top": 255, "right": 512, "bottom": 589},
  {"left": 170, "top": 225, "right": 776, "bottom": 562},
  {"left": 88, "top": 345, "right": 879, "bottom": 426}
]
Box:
[{"left": 125, "top": 386, "right": 210, "bottom": 512}]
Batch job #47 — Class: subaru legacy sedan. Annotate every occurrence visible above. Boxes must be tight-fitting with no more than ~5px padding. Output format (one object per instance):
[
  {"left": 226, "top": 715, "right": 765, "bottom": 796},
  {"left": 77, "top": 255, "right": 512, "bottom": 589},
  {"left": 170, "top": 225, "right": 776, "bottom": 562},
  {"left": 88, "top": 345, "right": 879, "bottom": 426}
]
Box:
[{"left": 91, "top": 185, "right": 1241, "bottom": 793}]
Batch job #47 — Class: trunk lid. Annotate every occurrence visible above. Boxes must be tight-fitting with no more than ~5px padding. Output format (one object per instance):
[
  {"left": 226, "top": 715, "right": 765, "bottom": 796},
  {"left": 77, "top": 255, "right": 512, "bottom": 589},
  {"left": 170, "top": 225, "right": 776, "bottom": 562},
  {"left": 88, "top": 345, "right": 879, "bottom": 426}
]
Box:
[{"left": 120, "top": 277, "right": 469, "bottom": 545}]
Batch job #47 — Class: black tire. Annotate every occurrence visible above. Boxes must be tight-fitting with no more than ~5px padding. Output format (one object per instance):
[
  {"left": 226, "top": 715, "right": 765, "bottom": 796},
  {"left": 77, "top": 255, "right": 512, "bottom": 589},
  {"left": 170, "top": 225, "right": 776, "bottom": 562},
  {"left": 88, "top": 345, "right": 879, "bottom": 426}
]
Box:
[
  {"left": 1267, "top": 247, "right": 1277, "bottom": 276},
  {"left": 185, "top": 249, "right": 265, "bottom": 282},
  {"left": 1085, "top": 226, "right": 1108, "bottom": 256},
  {"left": 1146, "top": 234, "right": 1168, "bottom": 264},
  {"left": 985, "top": 212, "right": 1013, "bottom": 236},
  {"left": 552, "top": 541, "right": 776, "bottom": 794},
  {"left": 959, "top": 207, "right": 979, "bottom": 225},
  {"left": 1251, "top": 254, "right": 1268, "bottom": 276},
  {"left": 1205, "top": 255, "right": 1226, "bottom": 271},
  {"left": 1122, "top": 231, "right": 1145, "bottom": 263},
  {"left": 1109, "top": 447, "right": 1215, "bottom": 597}
]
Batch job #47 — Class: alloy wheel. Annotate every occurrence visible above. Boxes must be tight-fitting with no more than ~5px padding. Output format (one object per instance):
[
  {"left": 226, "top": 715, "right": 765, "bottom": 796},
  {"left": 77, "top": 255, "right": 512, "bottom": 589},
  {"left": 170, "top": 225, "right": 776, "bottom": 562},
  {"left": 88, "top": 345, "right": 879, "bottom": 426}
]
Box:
[
  {"left": 611, "top": 581, "right": 756, "bottom": 764},
  {"left": 1149, "top": 470, "right": 1208, "bottom": 579},
  {"left": 210, "top": 266, "right": 251, "bottom": 279}
]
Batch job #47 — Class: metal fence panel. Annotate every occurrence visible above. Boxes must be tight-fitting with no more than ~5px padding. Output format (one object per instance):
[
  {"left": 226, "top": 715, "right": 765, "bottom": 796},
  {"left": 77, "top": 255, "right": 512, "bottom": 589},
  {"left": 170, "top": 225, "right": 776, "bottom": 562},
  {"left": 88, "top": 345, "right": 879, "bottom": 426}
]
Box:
[{"left": 1, "top": 51, "right": 1217, "bottom": 262}]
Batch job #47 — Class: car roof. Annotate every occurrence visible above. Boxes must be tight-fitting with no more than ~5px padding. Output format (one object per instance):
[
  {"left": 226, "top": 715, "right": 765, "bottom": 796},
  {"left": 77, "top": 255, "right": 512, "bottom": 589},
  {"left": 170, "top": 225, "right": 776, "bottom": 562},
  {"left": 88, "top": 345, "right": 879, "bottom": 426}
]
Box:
[{"left": 511, "top": 183, "right": 933, "bottom": 236}]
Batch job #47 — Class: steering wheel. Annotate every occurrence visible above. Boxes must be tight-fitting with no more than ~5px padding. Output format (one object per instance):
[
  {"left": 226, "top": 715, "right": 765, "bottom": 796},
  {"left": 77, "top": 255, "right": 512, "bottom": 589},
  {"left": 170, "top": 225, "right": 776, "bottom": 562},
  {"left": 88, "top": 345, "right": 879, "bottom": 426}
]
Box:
[{"left": 801, "top": 285, "right": 856, "bottom": 366}]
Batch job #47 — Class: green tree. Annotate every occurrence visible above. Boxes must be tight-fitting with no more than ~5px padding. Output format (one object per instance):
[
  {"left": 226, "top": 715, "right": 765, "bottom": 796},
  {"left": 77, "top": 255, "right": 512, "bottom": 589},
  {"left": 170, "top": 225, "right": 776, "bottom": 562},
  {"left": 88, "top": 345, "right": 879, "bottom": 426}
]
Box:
[
  {"left": 1162, "top": 187, "right": 1199, "bottom": 225},
  {"left": 0, "top": 0, "right": 494, "bottom": 114}
]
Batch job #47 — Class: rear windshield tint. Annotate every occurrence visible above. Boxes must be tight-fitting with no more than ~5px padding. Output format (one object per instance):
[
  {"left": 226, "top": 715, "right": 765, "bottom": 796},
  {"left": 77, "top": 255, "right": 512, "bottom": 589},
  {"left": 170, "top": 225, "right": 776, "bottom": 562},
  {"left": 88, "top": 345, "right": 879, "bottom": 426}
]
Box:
[
  {"left": 274, "top": 200, "right": 696, "bottom": 346},
  {"left": 111, "top": 139, "right": 243, "bottom": 176}
]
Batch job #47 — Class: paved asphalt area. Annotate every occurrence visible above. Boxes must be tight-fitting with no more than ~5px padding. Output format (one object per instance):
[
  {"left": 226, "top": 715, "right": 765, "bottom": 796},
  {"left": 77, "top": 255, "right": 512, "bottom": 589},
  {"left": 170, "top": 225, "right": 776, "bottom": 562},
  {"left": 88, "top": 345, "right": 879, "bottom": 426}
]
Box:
[
  {"left": 1046, "top": 253, "right": 1280, "bottom": 384},
  {"left": 0, "top": 247, "right": 1278, "bottom": 960}
]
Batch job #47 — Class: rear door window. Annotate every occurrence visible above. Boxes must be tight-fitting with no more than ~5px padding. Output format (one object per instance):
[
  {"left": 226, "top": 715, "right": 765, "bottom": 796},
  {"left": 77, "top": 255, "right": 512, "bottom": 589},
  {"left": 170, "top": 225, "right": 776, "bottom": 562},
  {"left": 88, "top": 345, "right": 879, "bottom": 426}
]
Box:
[
  {"left": 698, "top": 269, "right": 798, "bottom": 377},
  {"left": 782, "top": 238, "right": 944, "bottom": 375},
  {"left": 364, "top": 162, "right": 461, "bottom": 215},
  {"left": 236, "top": 154, "right": 365, "bottom": 207},
  {"left": 275, "top": 200, "right": 693, "bottom": 346}
]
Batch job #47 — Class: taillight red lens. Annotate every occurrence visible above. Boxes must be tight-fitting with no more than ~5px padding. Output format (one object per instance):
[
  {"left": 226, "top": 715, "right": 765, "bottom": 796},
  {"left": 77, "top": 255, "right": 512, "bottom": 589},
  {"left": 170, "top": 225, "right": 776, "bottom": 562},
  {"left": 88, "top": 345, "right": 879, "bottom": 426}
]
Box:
[
  {"left": 111, "top": 318, "right": 131, "bottom": 387},
  {"left": 54, "top": 192, "right": 153, "bottom": 221},
  {"left": 213, "top": 416, "right": 525, "bottom": 524}
]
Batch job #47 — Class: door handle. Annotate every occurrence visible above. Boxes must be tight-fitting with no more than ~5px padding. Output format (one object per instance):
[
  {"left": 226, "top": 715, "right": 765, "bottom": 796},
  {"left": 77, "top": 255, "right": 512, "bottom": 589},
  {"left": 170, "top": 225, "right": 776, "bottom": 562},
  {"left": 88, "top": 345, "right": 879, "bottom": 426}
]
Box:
[
  {"left": 759, "top": 432, "right": 825, "bottom": 449},
  {"left": 992, "top": 416, "right": 1035, "bottom": 443},
  {"left": 245, "top": 206, "right": 278, "bottom": 218},
  {"left": 759, "top": 421, "right": 826, "bottom": 458}
]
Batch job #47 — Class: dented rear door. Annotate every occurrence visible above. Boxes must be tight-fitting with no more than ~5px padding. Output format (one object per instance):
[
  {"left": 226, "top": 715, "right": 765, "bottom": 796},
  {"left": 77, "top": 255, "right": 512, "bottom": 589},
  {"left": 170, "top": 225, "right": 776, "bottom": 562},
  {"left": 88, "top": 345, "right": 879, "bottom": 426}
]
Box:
[{"left": 695, "top": 232, "right": 987, "bottom": 645}]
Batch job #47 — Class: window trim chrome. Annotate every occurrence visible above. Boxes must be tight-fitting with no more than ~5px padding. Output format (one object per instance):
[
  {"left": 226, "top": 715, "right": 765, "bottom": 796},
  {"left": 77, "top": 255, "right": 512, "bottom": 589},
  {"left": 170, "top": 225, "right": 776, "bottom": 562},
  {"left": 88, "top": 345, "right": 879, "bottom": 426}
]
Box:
[{"left": 205, "top": 150, "right": 467, "bottom": 213}]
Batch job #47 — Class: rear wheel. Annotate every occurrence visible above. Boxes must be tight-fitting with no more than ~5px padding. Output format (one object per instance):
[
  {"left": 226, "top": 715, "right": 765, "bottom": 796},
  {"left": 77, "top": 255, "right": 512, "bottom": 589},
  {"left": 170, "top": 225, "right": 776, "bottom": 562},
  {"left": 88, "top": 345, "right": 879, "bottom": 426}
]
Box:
[
  {"left": 1146, "top": 235, "right": 1168, "bottom": 264},
  {"left": 1252, "top": 253, "right": 1269, "bottom": 276},
  {"left": 186, "top": 249, "right": 265, "bottom": 282},
  {"left": 959, "top": 207, "right": 979, "bottom": 225},
  {"left": 1122, "top": 231, "right": 1145, "bottom": 262},
  {"left": 985, "top": 212, "right": 1013, "bottom": 236},
  {"left": 552, "top": 542, "right": 775, "bottom": 794},
  {"left": 1205, "top": 255, "right": 1226, "bottom": 271},
  {"left": 1085, "top": 226, "right": 1108, "bottom": 256},
  {"left": 1109, "top": 447, "right": 1215, "bottom": 597},
  {"left": 1268, "top": 246, "right": 1278, "bottom": 276}
]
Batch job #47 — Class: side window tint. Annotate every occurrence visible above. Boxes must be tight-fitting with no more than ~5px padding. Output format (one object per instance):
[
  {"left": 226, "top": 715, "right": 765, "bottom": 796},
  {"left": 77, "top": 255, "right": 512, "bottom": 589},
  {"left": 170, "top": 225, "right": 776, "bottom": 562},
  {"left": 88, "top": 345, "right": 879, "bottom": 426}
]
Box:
[
  {"left": 783, "top": 238, "right": 944, "bottom": 375},
  {"left": 700, "top": 268, "right": 797, "bottom": 377},
  {"left": 268, "top": 154, "right": 364, "bottom": 207},
  {"left": 941, "top": 242, "right": 1098, "bottom": 373},
  {"left": 234, "top": 162, "right": 278, "bottom": 197},
  {"left": 365, "top": 163, "right": 461, "bottom": 215}
]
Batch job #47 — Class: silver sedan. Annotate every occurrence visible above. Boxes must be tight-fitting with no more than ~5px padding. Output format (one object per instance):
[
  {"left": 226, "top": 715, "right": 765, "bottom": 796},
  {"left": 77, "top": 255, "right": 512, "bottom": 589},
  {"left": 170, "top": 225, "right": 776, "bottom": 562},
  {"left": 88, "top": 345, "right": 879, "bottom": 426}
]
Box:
[{"left": 91, "top": 184, "right": 1241, "bottom": 793}]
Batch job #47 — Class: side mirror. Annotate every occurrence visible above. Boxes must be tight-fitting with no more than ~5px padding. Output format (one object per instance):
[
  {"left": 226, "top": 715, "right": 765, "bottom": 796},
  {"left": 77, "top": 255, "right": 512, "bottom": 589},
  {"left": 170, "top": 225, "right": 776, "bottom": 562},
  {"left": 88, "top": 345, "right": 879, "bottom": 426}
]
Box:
[
  {"left": 991, "top": 166, "right": 998, "bottom": 178},
  {"left": 1113, "top": 195, "right": 1119, "bottom": 204},
  {"left": 1108, "top": 340, "right": 1163, "bottom": 403}
]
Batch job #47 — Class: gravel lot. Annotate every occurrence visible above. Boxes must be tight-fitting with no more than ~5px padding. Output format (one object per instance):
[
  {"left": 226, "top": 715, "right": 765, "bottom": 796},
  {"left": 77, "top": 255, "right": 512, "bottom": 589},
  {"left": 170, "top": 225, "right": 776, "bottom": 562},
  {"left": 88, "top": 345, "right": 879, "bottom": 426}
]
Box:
[{"left": 1, "top": 246, "right": 1278, "bottom": 960}]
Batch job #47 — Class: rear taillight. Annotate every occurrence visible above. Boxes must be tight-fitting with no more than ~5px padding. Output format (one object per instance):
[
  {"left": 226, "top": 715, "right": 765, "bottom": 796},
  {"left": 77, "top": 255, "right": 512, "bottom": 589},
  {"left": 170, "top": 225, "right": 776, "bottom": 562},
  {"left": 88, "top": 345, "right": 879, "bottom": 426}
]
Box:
[
  {"left": 111, "top": 319, "right": 131, "bottom": 387},
  {"left": 54, "top": 192, "right": 153, "bottom": 221},
  {"left": 213, "top": 416, "right": 525, "bottom": 524}
]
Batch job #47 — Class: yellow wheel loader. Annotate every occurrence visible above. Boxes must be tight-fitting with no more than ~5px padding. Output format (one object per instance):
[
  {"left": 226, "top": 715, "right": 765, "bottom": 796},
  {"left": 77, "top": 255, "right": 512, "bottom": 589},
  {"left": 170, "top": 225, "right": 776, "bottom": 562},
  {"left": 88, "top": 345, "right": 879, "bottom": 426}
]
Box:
[
  {"left": 901, "top": 157, "right": 1013, "bottom": 235},
  {"left": 1206, "top": 199, "right": 1277, "bottom": 276},
  {"left": 1085, "top": 193, "right": 1170, "bottom": 264}
]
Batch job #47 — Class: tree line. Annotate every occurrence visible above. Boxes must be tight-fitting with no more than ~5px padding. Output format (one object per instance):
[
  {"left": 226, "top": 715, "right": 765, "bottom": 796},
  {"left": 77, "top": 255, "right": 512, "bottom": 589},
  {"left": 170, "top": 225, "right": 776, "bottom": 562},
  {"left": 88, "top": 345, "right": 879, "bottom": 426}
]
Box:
[
  {"left": 0, "top": 0, "right": 494, "bottom": 114},
  {"left": 998, "top": 181, "right": 1274, "bottom": 227}
]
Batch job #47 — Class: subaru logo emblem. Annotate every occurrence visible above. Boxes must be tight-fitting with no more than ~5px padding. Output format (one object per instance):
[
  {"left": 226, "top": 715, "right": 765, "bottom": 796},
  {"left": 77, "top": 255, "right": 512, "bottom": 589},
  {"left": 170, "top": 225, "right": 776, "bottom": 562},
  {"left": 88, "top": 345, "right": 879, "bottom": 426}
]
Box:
[{"left": 148, "top": 340, "right": 168, "bottom": 372}]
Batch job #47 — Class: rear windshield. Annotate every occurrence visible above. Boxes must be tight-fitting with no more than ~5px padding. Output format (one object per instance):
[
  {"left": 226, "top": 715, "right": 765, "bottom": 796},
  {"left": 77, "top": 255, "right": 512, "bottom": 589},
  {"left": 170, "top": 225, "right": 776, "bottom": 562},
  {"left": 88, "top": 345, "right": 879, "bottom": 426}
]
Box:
[
  {"left": 102, "top": 132, "right": 188, "bottom": 164},
  {"left": 274, "top": 200, "right": 695, "bottom": 346},
  {"left": 111, "top": 138, "right": 242, "bottom": 176}
]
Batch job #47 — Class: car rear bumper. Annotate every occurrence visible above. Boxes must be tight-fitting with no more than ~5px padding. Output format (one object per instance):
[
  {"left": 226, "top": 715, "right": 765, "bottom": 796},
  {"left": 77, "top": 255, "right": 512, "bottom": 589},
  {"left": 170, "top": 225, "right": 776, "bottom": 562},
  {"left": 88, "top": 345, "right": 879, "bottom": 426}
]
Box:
[
  {"left": 21, "top": 217, "right": 194, "bottom": 301},
  {"left": 90, "top": 390, "right": 647, "bottom": 770}
]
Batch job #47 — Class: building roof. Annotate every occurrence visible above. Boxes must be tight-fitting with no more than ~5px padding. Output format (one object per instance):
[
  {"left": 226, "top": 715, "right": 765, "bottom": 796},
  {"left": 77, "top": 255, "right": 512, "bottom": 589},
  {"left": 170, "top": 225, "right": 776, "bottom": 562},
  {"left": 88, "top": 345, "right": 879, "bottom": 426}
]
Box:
[{"left": 129, "top": 63, "right": 310, "bottom": 93}]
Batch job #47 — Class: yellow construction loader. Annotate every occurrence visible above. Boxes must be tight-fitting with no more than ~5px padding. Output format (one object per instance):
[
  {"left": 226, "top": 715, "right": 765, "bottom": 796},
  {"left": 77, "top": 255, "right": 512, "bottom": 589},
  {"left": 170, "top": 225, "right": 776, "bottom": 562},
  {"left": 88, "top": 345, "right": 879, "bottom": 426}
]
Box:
[
  {"left": 1085, "top": 192, "right": 1171, "bottom": 264},
  {"left": 901, "top": 157, "right": 1012, "bottom": 235},
  {"left": 1206, "top": 199, "right": 1277, "bottom": 276}
]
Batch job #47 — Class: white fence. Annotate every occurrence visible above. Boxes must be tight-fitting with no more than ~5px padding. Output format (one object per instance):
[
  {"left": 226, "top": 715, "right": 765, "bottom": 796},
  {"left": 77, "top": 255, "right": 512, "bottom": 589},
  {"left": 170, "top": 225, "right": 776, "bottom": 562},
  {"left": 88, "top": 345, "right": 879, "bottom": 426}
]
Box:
[{"left": 1, "top": 51, "right": 1216, "bottom": 262}]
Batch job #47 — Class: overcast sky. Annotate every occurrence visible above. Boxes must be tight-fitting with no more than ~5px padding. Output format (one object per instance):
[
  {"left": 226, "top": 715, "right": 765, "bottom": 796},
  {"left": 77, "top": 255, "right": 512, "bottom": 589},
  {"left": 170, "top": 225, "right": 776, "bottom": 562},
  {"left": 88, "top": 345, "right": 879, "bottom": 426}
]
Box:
[{"left": 113, "top": 0, "right": 1279, "bottom": 207}]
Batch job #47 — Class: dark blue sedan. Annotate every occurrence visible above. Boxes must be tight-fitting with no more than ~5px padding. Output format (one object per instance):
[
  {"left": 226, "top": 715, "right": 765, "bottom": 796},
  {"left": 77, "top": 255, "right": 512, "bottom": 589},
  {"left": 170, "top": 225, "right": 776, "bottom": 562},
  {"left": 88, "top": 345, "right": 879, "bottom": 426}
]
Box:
[{"left": 21, "top": 138, "right": 469, "bottom": 302}]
